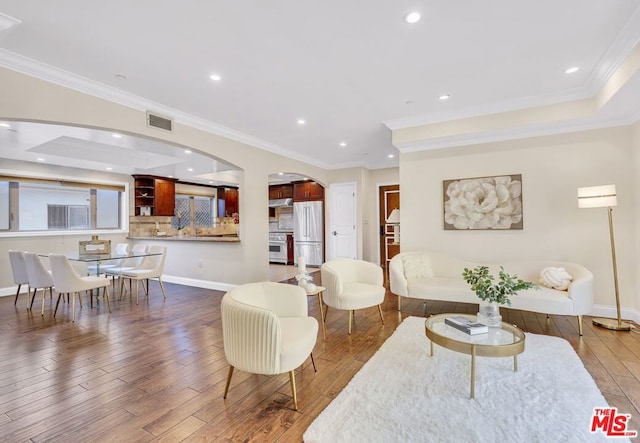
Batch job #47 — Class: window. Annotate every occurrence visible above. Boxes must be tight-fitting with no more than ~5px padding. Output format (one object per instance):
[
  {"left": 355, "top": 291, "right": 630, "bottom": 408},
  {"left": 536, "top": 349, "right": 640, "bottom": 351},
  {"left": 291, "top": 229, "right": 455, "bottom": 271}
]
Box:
[
  {"left": 1, "top": 177, "right": 124, "bottom": 233},
  {"left": 172, "top": 194, "right": 216, "bottom": 229}
]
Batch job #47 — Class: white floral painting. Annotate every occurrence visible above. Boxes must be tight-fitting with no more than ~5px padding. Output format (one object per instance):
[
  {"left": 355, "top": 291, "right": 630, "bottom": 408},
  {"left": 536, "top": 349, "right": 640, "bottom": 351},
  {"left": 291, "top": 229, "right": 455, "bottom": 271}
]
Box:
[{"left": 443, "top": 174, "right": 523, "bottom": 230}]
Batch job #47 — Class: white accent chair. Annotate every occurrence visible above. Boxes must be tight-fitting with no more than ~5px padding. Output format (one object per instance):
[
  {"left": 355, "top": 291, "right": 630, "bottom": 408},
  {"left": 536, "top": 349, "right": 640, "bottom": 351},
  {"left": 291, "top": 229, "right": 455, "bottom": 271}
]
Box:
[
  {"left": 8, "top": 250, "right": 29, "bottom": 307},
  {"left": 221, "top": 282, "right": 318, "bottom": 411},
  {"left": 320, "top": 259, "right": 385, "bottom": 335},
  {"left": 118, "top": 245, "right": 167, "bottom": 304},
  {"left": 49, "top": 254, "right": 111, "bottom": 322},
  {"left": 24, "top": 252, "right": 55, "bottom": 315}
]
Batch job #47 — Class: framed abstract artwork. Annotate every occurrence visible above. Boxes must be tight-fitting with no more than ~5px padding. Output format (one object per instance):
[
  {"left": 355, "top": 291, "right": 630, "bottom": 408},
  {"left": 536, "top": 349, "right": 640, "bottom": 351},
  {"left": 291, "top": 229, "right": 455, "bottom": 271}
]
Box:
[{"left": 443, "top": 174, "right": 523, "bottom": 230}]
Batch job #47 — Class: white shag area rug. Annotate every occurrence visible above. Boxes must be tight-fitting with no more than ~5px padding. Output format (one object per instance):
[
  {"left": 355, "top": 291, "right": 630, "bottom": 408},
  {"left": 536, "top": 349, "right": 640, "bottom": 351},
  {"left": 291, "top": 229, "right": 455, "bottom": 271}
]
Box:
[{"left": 304, "top": 316, "right": 629, "bottom": 443}]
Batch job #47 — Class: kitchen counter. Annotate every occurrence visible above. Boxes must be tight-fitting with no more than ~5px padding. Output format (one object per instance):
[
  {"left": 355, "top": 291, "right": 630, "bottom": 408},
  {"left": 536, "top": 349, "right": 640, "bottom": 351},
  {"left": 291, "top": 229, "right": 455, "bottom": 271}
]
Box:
[{"left": 128, "top": 235, "right": 240, "bottom": 243}]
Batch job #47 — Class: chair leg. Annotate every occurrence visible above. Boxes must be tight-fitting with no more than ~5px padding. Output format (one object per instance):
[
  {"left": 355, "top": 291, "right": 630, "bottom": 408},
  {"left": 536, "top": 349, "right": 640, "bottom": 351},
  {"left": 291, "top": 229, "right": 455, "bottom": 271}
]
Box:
[
  {"left": 348, "top": 310, "right": 353, "bottom": 335},
  {"left": 54, "top": 293, "right": 62, "bottom": 317},
  {"left": 41, "top": 288, "right": 46, "bottom": 316},
  {"left": 158, "top": 277, "right": 167, "bottom": 299},
  {"left": 104, "top": 286, "right": 111, "bottom": 313},
  {"left": 136, "top": 280, "right": 140, "bottom": 305},
  {"left": 72, "top": 291, "right": 76, "bottom": 322},
  {"left": 378, "top": 304, "right": 385, "bottom": 325},
  {"left": 578, "top": 315, "right": 583, "bottom": 336},
  {"left": 14, "top": 283, "right": 21, "bottom": 305},
  {"left": 310, "top": 352, "right": 317, "bottom": 372},
  {"left": 29, "top": 287, "right": 37, "bottom": 311},
  {"left": 223, "top": 366, "right": 234, "bottom": 399},
  {"left": 398, "top": 295, "right": 402, "bottom": 312},
  {"left": 289, "top": 370, "right": 298, "bottom": 411}
]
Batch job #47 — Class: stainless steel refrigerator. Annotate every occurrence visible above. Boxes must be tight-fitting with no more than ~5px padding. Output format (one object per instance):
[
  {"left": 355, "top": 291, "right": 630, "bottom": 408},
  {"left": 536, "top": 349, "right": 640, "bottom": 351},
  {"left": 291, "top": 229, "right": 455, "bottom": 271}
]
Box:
[{"left": 294, "top": 201, "right": 324, "bottom": 267}]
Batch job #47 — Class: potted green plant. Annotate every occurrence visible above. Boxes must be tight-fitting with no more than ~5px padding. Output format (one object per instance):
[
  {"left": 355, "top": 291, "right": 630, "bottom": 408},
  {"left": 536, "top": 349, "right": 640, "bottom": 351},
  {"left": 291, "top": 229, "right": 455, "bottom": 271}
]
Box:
[{"left": 462, "top": 265, "right": 537, "bottom": 326}]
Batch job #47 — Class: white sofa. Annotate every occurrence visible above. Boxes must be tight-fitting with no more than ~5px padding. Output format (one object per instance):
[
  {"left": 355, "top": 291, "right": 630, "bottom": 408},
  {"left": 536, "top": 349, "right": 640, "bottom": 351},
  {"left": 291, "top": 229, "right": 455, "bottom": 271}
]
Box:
[{"left": 389, "top": 251, "right": 594, "bottom": 335}]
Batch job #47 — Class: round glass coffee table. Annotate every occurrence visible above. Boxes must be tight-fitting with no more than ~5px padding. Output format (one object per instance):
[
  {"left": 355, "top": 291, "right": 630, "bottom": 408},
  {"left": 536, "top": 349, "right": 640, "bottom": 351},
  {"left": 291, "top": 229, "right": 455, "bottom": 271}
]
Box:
[{"left": 425, "top": 313, "right": 526, "bottom": 399}]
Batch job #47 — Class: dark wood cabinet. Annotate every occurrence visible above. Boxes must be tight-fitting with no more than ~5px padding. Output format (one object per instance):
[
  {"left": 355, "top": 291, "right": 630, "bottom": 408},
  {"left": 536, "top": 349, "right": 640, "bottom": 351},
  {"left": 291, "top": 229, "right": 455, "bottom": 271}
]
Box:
[
  {"left": 293, "top": 181, "right": 324, "bottom": 201},
  {"left": 133, "top": 174, "right": 176, "bottom": 216},
  {"left": 218, "top": 187, "right": 239, "bottom": 217},
  {"left": 269, "top": 184, "right": 293, "bottom": 199},
  {"left": 287, "top": 234, "right": 294, "bottom": 265}
]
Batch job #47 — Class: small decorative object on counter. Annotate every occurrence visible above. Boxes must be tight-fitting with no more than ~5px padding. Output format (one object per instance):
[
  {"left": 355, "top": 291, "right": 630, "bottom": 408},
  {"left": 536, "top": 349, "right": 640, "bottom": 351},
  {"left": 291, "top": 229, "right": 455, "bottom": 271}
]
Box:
[
  {"left": 462, "top": 265, "right": 537, "bottom": 327},
  {"left": 295, "top": 256, "right": 316, "bottom": 293}
]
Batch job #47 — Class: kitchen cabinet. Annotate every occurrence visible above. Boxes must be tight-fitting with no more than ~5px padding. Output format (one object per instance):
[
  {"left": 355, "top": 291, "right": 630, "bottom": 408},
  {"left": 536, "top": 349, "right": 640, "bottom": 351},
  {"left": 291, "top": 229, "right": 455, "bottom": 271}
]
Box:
[
  {"left": 287, "top": 233, "right": 294, "bottom": 265},
  {"left": 269, "top": 184, "right": 293, "bottom": 199},
  {"left": 218, "top": 187, "right": 239, "bottom": 217},
  {"left": 293, "top": 181, "right": 324, "bottom": 201},
  {"left": 133, "top": 174, "right": 177, "bottom": 216}
]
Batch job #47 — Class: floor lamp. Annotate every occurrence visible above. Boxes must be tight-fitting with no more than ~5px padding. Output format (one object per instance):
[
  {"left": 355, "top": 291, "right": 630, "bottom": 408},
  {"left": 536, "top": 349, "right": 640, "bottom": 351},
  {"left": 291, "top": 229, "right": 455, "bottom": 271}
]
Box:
[{"left": 577, "top": 184, "right": 631, "bottom": 331}]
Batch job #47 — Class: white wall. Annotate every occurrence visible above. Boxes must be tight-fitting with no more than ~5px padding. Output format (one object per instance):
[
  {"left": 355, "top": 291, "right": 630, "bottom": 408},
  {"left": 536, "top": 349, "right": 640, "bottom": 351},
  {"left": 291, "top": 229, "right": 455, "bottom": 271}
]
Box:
[{"left": 400, "top": 126, "right": 637, "bottom": 315}]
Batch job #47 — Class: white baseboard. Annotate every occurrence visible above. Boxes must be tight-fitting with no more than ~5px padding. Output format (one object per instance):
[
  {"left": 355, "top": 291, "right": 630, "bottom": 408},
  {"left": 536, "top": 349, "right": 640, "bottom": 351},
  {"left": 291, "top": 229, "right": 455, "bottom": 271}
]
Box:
[{"left": 0, "top": 275, "right": 236, "bottom": 298}]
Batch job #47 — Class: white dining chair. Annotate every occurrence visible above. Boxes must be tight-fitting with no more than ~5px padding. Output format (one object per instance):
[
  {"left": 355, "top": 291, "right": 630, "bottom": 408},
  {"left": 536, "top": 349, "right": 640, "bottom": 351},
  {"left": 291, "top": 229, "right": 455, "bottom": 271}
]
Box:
[
  {"left": 119, "top": 245, "right": 167, "bottom": 304},
  {"left": 104, "top": 243, "right": 148, "bottom": 293},
  {"left": 8, "top": 250, "right": 30, "bottom": 308},
  {"left": 23, "top": 252, "right": 56, "bottom": 316},
  {"left": 87, "top": 242, "right": 129, "bottom": 275},
  {"left": 49, "top": 254, "right": 111, "bottom": 322}
]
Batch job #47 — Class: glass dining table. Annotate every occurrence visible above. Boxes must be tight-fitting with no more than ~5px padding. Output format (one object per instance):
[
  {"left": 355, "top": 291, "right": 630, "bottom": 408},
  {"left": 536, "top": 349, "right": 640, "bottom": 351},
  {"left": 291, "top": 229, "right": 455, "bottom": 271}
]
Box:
[{"left": 42, "top": 250, "right": 162, "bottom": 275}]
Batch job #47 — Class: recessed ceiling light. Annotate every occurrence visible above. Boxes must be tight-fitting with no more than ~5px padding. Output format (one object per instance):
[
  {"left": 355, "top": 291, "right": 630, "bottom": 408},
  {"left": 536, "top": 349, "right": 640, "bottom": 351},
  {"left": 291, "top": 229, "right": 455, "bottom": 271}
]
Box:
[
  {"left": 565, "top": 67, "right": 579, "bottom": 74},
  {"left": 210, "top": 74, "right": 222, "bottom": 81},
  {"left": 339, "top": 142, "right": 347, "bottom": 147},
  {"left": 388, "top": 154, "right": 395, "bottom": 159},
  {"left": 184, "top": 149, "right": 192, "bottom": 154},
  {"left": 37, "top": 158, "right": 45, "bottom": 162},
  {"left": 278, "top": 172, "right": 284, "bottom": 176},
  {"left": 106, "top": 167, "right": 113, "bottom": 171},
  {"left": 112, "top": 133, "right": 122, "bottom": 138},
  {"left": 297, "top": 119, "right": 306, "bottom": 125},
  {"left": 187, "top": 168, "right": 194, "bottom": 172},
  {"left": 438, "top": 94, "right": 450, "bottom": 101},
  {"left": 0, "top": 122, "right": 10, "bottom": 128},
  {"left": 209, "top": 181, "right": 214, "bottom": 184},
  {"left": 114, "top": 74, "right": 127, "bottom": 80},
  {"left": 404, "top": 12, "right": 421, "bottom": 24}
]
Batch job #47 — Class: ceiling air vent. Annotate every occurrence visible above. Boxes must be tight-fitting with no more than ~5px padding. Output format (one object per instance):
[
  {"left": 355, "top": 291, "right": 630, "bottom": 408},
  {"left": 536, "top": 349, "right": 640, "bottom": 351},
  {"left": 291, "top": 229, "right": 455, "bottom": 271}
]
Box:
[{"left": 146, "top": 111, "right": 173, "bottom": 132}]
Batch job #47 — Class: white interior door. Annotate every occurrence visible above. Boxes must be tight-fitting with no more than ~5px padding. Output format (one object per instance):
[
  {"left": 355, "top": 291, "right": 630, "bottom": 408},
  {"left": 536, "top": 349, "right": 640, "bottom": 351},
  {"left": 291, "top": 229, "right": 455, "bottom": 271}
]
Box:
[{"left": 328, "top": 182, "right": 357, "bottom": 260}]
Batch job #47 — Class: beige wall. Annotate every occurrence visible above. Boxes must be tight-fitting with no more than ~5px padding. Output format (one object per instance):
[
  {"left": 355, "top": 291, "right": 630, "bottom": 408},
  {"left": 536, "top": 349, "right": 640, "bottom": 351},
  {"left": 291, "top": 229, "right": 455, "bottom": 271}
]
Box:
[
  {"left": 0, "top": 67, "right": 329, "bottom": 290},
  {"left": 400, "top": 126, "right": 638, "bottom": 316}
]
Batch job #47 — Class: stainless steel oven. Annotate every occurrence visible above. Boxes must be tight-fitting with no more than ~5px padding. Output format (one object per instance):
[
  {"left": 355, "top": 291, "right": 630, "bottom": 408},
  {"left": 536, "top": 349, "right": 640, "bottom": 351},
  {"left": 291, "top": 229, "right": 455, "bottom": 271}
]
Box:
[{"left": 268, "top": 232, "right": 287, "bottom": 264}]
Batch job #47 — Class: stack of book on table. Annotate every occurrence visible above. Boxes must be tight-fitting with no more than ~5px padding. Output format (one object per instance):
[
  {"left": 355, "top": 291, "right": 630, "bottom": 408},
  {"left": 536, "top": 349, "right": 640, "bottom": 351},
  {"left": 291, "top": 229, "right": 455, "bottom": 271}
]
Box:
[{"left": 444, "top": 316, "right": 489, "bottom": 335}]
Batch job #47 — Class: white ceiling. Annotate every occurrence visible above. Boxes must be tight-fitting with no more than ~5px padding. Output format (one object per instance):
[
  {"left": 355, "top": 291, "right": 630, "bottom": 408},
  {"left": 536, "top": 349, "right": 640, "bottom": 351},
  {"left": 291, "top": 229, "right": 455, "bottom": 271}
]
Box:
[{"left": 1, "top": 1, "right": 640, "bottom": 173}]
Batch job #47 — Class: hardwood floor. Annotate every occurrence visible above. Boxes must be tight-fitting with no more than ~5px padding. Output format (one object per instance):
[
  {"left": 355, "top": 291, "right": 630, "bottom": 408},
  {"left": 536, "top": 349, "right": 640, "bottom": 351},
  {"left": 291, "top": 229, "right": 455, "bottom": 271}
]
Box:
[{"left": 0, "top": 283, "right": 638, "bottom": 442}]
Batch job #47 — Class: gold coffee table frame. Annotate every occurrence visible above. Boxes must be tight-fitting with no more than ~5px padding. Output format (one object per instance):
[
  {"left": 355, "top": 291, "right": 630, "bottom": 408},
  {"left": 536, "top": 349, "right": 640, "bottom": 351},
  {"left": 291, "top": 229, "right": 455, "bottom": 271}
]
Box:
[{"left": 425, "top": 313, "right": 526, "bottom": 399}]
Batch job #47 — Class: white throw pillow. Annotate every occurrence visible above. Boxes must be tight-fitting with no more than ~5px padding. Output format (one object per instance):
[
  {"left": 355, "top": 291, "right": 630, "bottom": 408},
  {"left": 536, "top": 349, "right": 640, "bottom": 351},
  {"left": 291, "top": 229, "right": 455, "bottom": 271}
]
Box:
[
  {"left": 539, "top": 267, "right": 573, "bottom": 291},
  {"left": 403, "top": 255, "right": 433, "bottom": 279}
]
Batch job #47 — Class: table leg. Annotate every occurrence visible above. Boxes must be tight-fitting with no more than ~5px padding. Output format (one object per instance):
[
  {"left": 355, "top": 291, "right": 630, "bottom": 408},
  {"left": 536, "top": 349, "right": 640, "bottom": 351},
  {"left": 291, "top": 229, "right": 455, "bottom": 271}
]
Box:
[
  {"left": 470, "top": 345, "right": 476, "bottom": 399},
  {"left": 318, "top": 292, "right": 326, "bottom": 341},
  {"left": 514, "top": 354, "right": 518, "bottom": 372},
  {"left": 429, "top": 341, "right": 433, "bottom": 357}
]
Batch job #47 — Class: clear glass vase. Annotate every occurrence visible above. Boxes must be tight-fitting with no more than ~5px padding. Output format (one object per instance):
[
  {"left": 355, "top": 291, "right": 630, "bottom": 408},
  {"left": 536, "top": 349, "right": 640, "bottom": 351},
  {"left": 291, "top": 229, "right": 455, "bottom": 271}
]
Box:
[{"left": 477, "top": 301, "right": 502, "bottom": 327}]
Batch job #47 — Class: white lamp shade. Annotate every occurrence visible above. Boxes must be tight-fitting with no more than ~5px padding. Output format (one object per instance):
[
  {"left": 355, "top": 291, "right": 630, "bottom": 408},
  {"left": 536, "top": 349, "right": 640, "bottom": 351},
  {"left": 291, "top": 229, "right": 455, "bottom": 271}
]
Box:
[
  {"left": 577, "top": 184, "right": 617, "bottom": 208},
  {"left": 386, "top": 208, "right": 400, "bottom": 224}
]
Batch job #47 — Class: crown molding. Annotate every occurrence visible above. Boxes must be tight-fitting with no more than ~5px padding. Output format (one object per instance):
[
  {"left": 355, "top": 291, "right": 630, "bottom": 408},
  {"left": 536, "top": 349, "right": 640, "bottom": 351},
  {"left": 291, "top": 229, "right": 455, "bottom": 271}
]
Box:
[
  {"left": 394, "top": 115, "right": 636, "bottom": 153},
  {"left": 0, "top": 49, "right": 330, "bottom": 170},
  {"left": 382, "top": 88, "right": 591, "bottom": 131}
]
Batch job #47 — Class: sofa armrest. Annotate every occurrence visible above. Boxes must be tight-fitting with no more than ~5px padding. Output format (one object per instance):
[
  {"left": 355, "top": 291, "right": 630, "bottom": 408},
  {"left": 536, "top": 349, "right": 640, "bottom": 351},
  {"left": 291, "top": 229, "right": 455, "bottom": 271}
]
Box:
[
  {"left": 564, "top": 264, "right": 594, "bottom": 315},
  {"left": 389, "top": 254, "right": 408, "bottom": 297}
]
